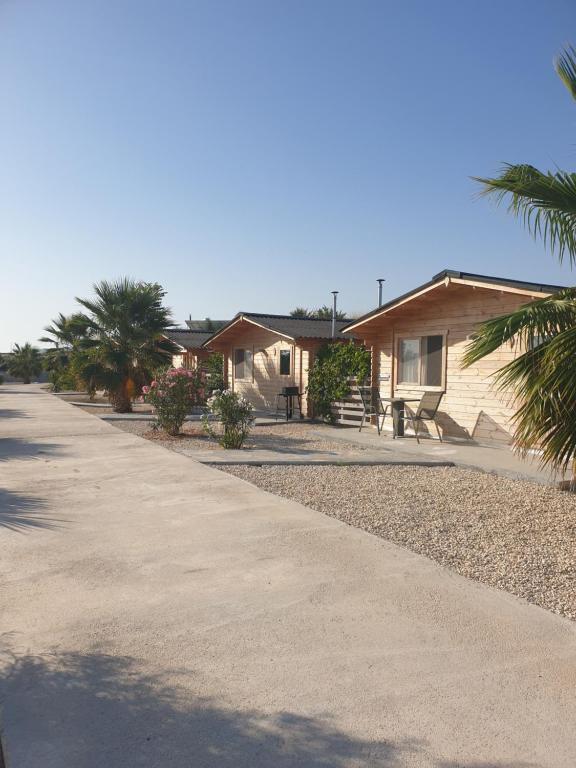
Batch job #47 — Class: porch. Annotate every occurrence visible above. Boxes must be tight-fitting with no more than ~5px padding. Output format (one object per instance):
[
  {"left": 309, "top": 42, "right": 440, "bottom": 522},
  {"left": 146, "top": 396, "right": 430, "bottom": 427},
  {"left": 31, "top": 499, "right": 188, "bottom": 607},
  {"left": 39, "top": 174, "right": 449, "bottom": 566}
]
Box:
[{"left": 305, "top": 421, "right": 567, "bottom": 486}]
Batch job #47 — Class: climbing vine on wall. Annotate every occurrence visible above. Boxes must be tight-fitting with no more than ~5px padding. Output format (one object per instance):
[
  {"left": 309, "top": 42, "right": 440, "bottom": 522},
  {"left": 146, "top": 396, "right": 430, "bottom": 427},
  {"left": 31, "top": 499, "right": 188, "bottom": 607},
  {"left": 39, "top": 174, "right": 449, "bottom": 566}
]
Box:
[{"left": 306, "top": 342, "right": 371, "bottom": 421}]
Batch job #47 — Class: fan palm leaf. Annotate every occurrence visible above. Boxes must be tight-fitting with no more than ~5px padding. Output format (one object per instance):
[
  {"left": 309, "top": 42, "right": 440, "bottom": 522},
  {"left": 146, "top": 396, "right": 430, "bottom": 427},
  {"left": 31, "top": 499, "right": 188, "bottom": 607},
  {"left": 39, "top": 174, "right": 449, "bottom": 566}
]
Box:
[
  {"left": 472, "top": 46, "right": 576, "bottom": 265},
  {"left": 555, "top": 44, "right": 576, "bottom": 101},
  {"left": 472, "top": 165, "right": 576, "bottom": 266},
  {"left": 73, "top": 279, "right": 178, "bottom": 412},
  {"left": 464, "top": 291, "right": 576, "bottom": 475},
  {"left": 468, "top": 44, "right": 576, "bottom": 483}
]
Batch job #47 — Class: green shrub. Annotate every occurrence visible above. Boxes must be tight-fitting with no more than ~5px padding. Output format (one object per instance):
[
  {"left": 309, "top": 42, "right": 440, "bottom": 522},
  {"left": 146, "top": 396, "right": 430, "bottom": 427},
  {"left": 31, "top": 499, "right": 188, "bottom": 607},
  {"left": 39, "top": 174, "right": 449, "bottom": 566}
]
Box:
[
  {"left": 205, "top": 353, "right": 226, "bottom": 394},
  {"left": 307, "top": 342, "right": 371, "bottom": 422},
  {"left": 203, "top": 390, "right": 254, "bottom": 449},
  {"left": 49, "top": 367, "right": 79, "bottom": 392}
]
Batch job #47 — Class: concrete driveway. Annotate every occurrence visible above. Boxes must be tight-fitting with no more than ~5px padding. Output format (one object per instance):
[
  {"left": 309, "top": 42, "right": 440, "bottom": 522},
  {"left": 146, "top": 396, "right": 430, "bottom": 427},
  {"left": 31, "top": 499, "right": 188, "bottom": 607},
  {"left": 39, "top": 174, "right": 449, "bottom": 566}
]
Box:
[{"left": 0, "top": 384, "right": 575, "bottom": 767}]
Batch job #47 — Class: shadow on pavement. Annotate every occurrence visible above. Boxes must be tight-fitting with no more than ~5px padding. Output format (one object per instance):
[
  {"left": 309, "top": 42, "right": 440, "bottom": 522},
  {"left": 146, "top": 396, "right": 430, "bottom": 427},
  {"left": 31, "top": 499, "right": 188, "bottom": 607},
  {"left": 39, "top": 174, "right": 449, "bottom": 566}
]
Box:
[
  {"left": 0, "top": 489, "right": 61, "bottom": 532},
  {"left": 0, "top": 438, "right": 64, "bottom": 463},
  {"left": 0, "top": 648, "right": 421, "bottom": 767},
  {"left": 0, "top": 646, "right": 542, "bottom": 768},
  {"left": 0, "top": 409, "right": 31, "bottom": 419}
]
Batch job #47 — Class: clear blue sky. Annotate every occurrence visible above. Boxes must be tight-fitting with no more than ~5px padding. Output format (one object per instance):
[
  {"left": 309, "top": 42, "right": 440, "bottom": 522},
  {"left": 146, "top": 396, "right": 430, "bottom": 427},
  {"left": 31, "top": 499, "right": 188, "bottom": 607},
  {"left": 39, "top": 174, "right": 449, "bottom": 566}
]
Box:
[{"left": 1, "top": 0, "right": 575, "bottom": 349}]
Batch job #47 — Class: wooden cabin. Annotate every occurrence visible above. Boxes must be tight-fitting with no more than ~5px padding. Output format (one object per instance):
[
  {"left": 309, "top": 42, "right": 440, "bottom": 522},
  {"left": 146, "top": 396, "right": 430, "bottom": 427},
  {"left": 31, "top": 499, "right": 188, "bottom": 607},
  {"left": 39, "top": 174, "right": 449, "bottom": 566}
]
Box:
[
  {"left": 164, "top": 329, "right": 215, "bottom": 371},
  {"left": 204, "top": 312, "right": 351, "bottom": 416},
  {"left": 342, "top": 270, "right": 564, "bottom": 444}
]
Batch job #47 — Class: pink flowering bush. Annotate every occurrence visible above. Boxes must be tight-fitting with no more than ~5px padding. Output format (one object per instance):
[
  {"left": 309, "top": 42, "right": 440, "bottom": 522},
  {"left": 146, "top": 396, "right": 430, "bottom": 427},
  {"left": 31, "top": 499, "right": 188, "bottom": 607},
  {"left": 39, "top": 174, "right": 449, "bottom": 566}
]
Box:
[{"left": 143, "top": 367, "right": 205, "bottom": 436}]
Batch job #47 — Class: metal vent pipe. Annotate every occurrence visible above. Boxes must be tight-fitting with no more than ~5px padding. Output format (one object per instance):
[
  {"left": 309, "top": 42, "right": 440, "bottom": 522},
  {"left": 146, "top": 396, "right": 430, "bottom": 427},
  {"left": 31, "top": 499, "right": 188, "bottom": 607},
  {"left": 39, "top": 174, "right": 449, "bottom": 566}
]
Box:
[
  {"left": 331, "top": 291, "right": 339, "bottom": 339},
  {"left": 377, "top": 278, "right": 386, "bottom": 307}
]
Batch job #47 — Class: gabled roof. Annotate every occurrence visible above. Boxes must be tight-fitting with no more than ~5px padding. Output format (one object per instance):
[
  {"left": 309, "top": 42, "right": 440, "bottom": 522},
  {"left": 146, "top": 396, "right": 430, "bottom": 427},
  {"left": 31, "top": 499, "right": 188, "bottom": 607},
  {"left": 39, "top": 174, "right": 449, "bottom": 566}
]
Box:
[
  {"left": 164, "top": 328, "right": 215, "bottom": 350},
  {"left": 342, "top": 269, "right": 566, "bottom": 333},
  {"left": 203, "top": 312, "right": 351, "bottom": 346}
]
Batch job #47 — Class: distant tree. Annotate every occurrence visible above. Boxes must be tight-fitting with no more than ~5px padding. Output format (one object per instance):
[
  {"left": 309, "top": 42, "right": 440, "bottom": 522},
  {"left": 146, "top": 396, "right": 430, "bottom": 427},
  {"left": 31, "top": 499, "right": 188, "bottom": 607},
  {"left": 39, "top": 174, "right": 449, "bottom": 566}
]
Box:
[
  {"left": 314, "top": 305, "right": 347, "bottom": 321},
  {"left": 203, "top": 317, "right": 216, "bottom": 332},
  {"left": 290, "top": 306, "right": 347, "bottom": 320},
  {"left": 289, "top": 307, "right": 313, "bottom": 318},
  {"left": 2, "top": 343, "right": 43, "bottom": 384}
]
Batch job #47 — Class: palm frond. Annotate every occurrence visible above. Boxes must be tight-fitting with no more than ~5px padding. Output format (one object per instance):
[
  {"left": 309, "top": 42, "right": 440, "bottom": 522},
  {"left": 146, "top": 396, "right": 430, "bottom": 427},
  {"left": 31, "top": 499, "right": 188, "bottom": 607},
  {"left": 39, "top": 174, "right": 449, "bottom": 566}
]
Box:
[
  {"left": 473, "top": 165, "right": 576, "bottom": 265},
  {"left": 555, "top": 45, "right": 576, "bottom": 101},
  {"left": 463, "top": 289, "right": 576, "bottom": 366},
  {"left": 70, "top": 278, "right": 175, "bottom": 409},
  {"left": 490, "top": 323, "right": 576, "bottom": 471},
  {"left": 464, "top": 294, "right": 576, "bottom": 473}
]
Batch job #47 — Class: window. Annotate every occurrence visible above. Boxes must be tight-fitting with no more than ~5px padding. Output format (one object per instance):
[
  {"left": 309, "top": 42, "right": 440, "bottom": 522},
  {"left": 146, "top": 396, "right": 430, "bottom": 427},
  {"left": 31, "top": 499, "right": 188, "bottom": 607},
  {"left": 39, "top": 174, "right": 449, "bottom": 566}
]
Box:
[
  {"left": 397, "top": 335, "right": 443, "bottom": 387},
  {"left": 279, "top": 349, "right": 291, "bottom": 375},
  {"left": 529, "top": 334, "right": 545, "bottom": 350},
  {"left": 234, "top": 348, "right": 252, "bottom": 380}
]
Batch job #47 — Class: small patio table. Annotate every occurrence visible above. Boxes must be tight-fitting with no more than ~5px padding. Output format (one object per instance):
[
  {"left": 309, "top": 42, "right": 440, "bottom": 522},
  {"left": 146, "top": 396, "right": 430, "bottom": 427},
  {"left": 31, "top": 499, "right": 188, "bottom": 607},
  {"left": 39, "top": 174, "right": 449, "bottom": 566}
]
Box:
[{"left": 380, "top": 397, "right": 420, "bottom": 437}]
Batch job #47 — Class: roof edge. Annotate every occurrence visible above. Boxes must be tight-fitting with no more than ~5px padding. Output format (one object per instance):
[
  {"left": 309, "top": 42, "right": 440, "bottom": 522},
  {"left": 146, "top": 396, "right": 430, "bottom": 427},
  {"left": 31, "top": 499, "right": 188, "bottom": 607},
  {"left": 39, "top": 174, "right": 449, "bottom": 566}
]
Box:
[
  {"left": 202, "top": 313, "right": 297, "bottom": 347},
  {"left": 342, "top": 269, "right": 566, "bottom": 333}
]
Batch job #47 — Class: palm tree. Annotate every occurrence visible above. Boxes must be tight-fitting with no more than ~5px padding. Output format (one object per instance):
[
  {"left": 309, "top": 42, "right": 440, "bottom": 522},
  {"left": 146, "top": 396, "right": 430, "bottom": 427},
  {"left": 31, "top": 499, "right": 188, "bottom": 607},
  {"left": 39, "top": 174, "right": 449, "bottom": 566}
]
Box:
[
  {"left": 1, "top": 343, "right": 43, "bottom": 384},
  {"left": 312, "top": 306, "right": 347, "bottom": 320},
  {"left": 40, "top": 312, "right": 99, "bottom": 391},
  {"left": 74, "top": 279, "right": 178, "bottom": 412},
  {"left": 290, "top": 307, "right": 313, "bottom": 318},
  {"left": 290, "top": 306, "right": 348, "bottom": 320},
  {"left": 41, "top": 312, "right": 92, "bottom": 349},
  {"left": 465, "top": 45, "right": 576, "bottom": 484}
]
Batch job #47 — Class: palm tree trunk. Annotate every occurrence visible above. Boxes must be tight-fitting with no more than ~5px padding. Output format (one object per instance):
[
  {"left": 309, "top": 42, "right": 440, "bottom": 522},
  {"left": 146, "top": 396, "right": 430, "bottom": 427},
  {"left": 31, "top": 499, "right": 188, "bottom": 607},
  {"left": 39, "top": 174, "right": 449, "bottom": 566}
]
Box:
[{"left": 110, "top": 381, "right": 133, "bottom": 413}]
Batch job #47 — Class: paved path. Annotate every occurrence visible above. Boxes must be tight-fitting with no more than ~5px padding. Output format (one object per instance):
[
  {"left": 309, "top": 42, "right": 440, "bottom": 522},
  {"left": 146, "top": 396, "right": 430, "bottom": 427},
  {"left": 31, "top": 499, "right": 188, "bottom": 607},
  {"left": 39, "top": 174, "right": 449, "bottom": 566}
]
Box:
[
  {"left": 313, "top": 426, "right": 564, "bottom": 485},
  {"left": 0, "top": 385, "right": 575, "bottom": 768}
]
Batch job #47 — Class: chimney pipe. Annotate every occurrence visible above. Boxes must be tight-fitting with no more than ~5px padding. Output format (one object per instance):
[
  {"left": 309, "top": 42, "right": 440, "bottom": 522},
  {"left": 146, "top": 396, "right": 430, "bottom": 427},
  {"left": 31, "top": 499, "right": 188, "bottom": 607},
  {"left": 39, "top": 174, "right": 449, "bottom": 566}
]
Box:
[
  {"left": 377, "top": 278, "right": 386, "bottom": 307},
  {"left": 331, "top": 291, "right": 339, "bottom": 339}
]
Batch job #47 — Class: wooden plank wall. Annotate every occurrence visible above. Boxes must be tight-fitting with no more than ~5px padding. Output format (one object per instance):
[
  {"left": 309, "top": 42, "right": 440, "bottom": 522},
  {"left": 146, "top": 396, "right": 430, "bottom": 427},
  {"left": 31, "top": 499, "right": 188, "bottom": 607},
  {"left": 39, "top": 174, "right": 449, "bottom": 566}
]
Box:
[
  {"left": 368, "top": 284, "right": 536, "bottom": 443},
  {"left": 224, "top": 328, "right": 313, "bottom": 415},
  {"left": 331, "top": 382, "right": 364, "bottom": 426},
  {"left": 171, "top": 350, "right": 211, "bottom": 371}
]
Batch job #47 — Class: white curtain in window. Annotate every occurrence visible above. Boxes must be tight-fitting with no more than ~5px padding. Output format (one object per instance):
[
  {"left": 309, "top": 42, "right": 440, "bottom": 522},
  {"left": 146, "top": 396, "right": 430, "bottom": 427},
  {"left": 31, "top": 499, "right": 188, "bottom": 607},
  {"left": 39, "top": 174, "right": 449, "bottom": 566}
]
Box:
[
  {"left": 245, "top": 349, "right": 253, "bottom": 379},
  {"left": 399, "top": 339, "right": 420, "bottom": 383}
]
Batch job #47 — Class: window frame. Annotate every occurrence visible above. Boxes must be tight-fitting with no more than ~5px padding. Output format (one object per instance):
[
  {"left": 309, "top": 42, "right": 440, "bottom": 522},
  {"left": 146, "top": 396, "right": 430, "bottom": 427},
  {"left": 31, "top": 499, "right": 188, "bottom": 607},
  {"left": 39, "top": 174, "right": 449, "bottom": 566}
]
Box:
[
  {"left": 233, "top": 347, "right": 253, "bottom": 381},
  {"left": 395, "top": 332, "right": 446, "bottom": 390},
  {"left": 279, "top": 348, "right": 291, "bottom": 376}
]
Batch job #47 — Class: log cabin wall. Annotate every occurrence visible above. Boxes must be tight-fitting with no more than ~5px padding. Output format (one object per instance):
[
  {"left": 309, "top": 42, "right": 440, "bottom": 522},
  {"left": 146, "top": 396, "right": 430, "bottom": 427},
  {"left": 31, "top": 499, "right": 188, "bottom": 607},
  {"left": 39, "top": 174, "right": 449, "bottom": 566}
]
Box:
[
  {"left": 219, "top": 326, "right": 311, "bottom": 415},
  {"left": 172, "top": 349, "right": 212, "bottom": 370},
  {"left": 360, "top": 282, "right": 542, "bottom": 444}
]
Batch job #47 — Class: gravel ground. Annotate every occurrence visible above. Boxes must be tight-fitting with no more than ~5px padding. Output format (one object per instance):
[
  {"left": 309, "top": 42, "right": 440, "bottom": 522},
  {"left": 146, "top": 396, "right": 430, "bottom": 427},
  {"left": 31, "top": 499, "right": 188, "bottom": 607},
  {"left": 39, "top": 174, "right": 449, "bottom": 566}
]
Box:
[
  {"left": 54, "top": 394, "right": 154, "bottom": 415},
  {"left": 219, "top": 464, "right": 576, "bottom": 621},
  {"left": 109, "top": 420, "right": 371, "bottom": 455}
]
